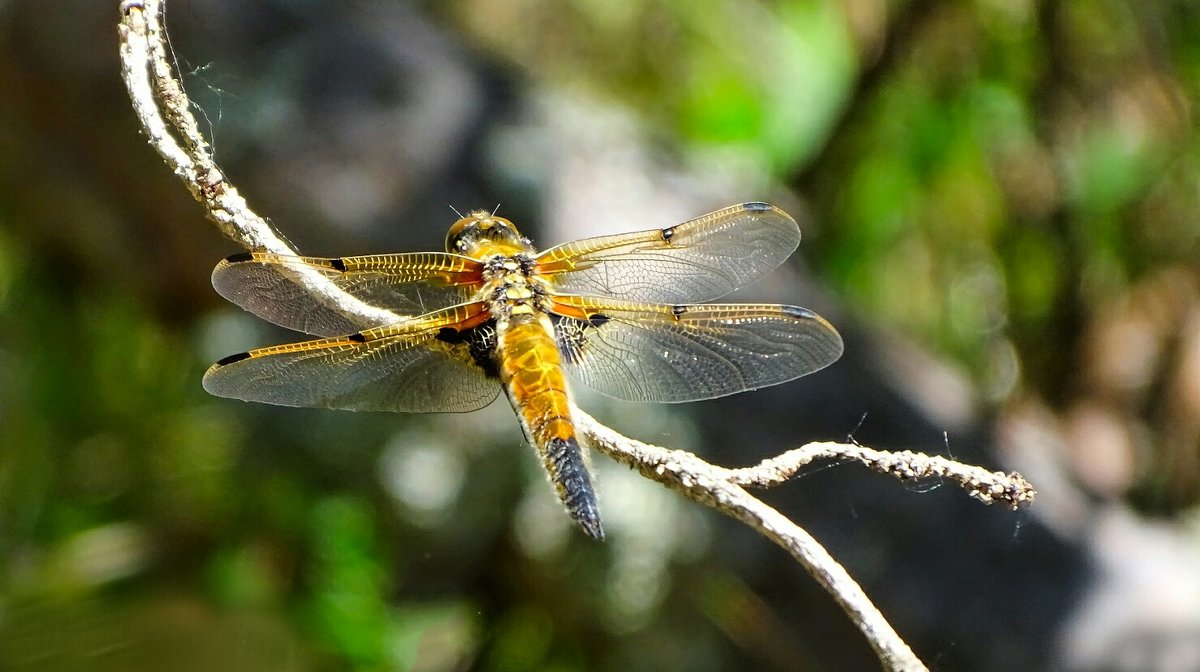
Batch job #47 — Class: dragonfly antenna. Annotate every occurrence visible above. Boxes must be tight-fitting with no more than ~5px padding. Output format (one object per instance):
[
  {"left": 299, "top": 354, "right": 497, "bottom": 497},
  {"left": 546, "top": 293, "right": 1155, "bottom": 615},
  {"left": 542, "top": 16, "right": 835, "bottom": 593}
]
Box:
[{"left": 448, "top": 204, "right": 464, "bottom": 218}]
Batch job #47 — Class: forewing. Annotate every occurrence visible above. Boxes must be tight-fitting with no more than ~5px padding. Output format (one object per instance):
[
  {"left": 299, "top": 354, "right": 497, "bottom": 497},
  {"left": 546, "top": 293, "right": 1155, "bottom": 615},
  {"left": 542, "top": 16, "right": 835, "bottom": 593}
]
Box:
[
  {"left": 535, "top": 202, "right": 800, "bottom": 303},
  {"left": 203, "top": 302, "right": 500, "bottom": 413},
  {"left": 551, "top": 296, "right": 842, "bottom": 403},
  {"left": 212, "top": 251, "right": 483, "bottom": 336}
]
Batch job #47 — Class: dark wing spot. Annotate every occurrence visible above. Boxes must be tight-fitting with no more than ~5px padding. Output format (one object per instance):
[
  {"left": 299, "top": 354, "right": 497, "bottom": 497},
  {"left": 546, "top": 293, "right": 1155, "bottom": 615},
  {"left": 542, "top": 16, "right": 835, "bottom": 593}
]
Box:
[
  {"left": 428, "top": 322, "right": 497, "bottom": 376},
  {"left": 671, "top": 305, "right": 688, "bottom": 318},
  {"left": 225, "top": 252, "right": 255, "bottom": 264},
  {"left": 215, "top": 351, "right": 252, "bottom": 366},
  {"left": 588, "top": 313, "right": 610, "bottom": 327},
  {"left": 348, "top": 332, "right": 368, "bottom": 343},
  {"left": 436, "top": 326, "right": 463, "bottom": 343},
  {"left": 329, "top": 257, "right": 348, "bottom": 272},
  {"left": 742, "top": 202, "right": 771, "bottom": 212},
  {"left": 551, "top": 315, "right": 589, "bottom": 366},
  {"left": 661, "top": 226, "right": 675, "bottom": 242},
  {"left": 779, "top": 305, "right": 819, "bottom": 320},
  {"left": 464, "top": 321, "right": 499, "bottom": 378}
]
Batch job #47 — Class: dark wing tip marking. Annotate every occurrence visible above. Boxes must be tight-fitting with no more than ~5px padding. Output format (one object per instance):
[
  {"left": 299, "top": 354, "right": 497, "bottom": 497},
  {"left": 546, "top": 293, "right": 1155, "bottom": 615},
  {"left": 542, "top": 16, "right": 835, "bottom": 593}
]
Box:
[
  {"left": 779, "top": 305, "right": 845, "bottom": 360},
  {"left": 348, "top": 332, "right": 368, "bottom": 343},
  {"left": 742, "top": 201, "right": 772, "bottom": 212},
  {"left": 780, "top": 305, "right": 820, "bottom": 320},
  {"left": 661, "top": 226, "right": 676, "bottom": 242},
  {"left": 671, "top": 305, "right": 688, "bottom": 317},
  {"left": 215, "top": 351, "right": 252, "bottom": 366},
  {"left": 224, "top": 252, "right": 255, "bottom": 263},
  {"left": 587, "top": 313, "right": 610, "bottom": 327},
  {"left": 329, "top": 257, "right": 348, "bottom": 272}
]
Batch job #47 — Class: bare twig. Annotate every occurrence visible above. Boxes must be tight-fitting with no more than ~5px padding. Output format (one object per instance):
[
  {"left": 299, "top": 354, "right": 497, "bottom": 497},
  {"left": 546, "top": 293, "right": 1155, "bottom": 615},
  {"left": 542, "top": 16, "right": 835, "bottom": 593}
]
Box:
[
  {"left": 118, "top": 0, "right": 402, "bottom": 327},
  {"left": 118, "top": 3, "right": 1035, "bottom": 670},
  {"left": 726, "top": 441, "right": 1035, "bottom": 508},
  {"left": 579, "top": 411, "right": 933, "bottom": 672}
]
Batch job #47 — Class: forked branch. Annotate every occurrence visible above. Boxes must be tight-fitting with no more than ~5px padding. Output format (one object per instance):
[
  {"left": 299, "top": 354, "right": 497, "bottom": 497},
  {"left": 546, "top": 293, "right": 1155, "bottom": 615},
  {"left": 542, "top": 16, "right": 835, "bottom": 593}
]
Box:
[{"left": 118, "top": 3, "right": 1033, "bottom": 670}]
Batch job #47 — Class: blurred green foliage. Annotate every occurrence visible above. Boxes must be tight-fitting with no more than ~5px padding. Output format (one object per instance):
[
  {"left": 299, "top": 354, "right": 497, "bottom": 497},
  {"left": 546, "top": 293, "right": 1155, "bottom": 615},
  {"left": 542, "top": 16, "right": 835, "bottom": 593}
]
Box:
[
  {"left": 452, "top": 0, "right": 857, "bottom": 173},
  {"left": 453, "top": 0, "right": 1200, "bottom": 406}
]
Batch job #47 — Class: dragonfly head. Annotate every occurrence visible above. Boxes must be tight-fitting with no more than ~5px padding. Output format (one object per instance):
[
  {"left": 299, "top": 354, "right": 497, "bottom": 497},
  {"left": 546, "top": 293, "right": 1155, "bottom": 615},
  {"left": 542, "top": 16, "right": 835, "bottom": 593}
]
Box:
[{"left": 445, "top": 210, "right": 529, "bottom": 256}]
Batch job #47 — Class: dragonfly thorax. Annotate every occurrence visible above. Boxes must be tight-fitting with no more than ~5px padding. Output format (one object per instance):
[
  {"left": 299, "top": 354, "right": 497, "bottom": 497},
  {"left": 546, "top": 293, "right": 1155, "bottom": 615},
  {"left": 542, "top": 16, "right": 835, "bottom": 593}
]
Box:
[{"left": 482, "top": 254, "right": 549, "bottom": 322}]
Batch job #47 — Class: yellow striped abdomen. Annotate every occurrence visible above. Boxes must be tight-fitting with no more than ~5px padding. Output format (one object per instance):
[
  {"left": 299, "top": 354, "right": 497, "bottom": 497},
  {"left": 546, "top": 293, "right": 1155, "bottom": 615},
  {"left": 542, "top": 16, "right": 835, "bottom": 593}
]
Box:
[{"left": 498, "top": 314, "right": 603, "bottom": 539}]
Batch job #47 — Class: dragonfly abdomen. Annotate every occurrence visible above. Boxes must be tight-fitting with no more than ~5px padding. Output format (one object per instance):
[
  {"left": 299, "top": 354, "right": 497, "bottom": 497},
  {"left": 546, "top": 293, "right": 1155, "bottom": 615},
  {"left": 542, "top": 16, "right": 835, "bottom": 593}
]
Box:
[{"left": 497, "top": 314, "right": 603, "bottom": 539}]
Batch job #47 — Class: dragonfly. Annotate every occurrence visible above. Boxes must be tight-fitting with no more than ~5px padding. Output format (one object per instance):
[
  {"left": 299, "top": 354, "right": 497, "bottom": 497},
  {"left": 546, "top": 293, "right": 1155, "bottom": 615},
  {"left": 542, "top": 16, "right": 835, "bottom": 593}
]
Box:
[{"left": 203, "top": 202, "right": 843, "bottom": 539}]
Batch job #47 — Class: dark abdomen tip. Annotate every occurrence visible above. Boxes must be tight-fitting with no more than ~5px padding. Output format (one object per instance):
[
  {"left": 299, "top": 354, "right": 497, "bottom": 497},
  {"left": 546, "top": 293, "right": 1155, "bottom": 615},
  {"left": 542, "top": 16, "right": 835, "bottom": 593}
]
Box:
[{"left": 545, "top": 437, "right": 605, "bottom": 540}]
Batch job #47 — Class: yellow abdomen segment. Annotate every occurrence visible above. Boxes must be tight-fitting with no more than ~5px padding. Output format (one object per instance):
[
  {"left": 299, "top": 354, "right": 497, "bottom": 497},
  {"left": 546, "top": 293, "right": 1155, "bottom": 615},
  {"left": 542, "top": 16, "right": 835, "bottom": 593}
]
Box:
[{"left": 498, "top": 315, "right": 602, "bottom": 539}]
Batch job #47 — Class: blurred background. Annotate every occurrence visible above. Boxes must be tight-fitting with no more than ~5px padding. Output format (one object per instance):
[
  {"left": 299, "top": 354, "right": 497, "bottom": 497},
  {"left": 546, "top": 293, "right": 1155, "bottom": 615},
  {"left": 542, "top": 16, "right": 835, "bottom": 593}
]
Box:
[{"left": 2, "top": 0, "right": 1199, "bottom": 670}]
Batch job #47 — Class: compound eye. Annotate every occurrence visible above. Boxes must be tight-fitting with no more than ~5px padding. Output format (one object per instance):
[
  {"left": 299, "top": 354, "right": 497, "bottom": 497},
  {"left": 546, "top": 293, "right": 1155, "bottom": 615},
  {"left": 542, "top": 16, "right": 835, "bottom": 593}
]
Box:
[
  {"left": 488, "top": 216, "right": 519, "bottom": 237},
  {"left": 445, "top": 215, "right": 477, "bottom": 252}
]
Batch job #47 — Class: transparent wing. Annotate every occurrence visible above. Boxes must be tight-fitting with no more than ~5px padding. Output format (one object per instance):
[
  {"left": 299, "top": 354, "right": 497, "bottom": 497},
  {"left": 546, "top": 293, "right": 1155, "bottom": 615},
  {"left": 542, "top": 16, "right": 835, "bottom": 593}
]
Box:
[
  {"left": 203, "top": 302, "right": 500, "bottom": 413},
  {"left": 550, "top": 295, "right": 842, "bottom": 403},
  {"left": 212, "top": 251, "right": 484, "bottom": 336},
  {"left": 535, "top": 202, "right": 800, "bottom": 303}
]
